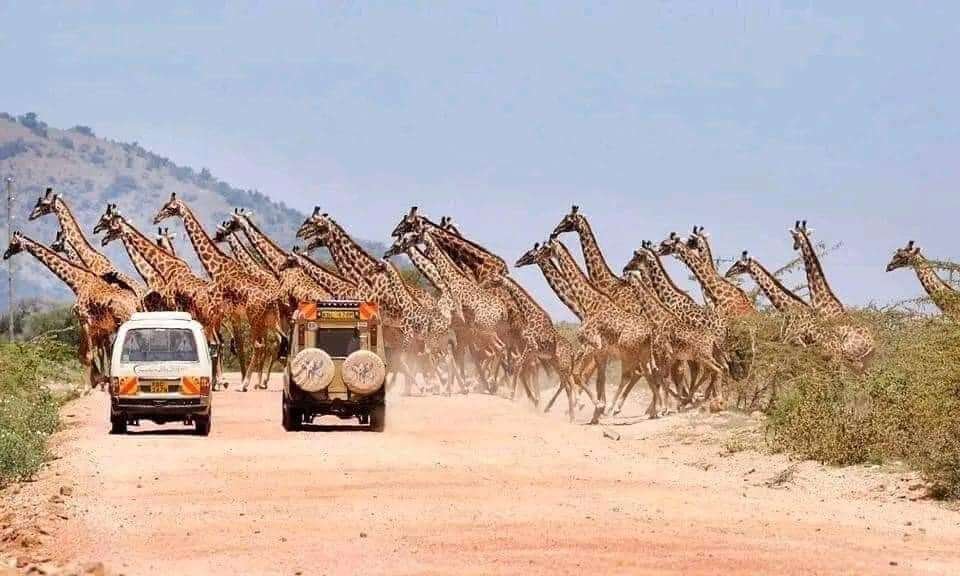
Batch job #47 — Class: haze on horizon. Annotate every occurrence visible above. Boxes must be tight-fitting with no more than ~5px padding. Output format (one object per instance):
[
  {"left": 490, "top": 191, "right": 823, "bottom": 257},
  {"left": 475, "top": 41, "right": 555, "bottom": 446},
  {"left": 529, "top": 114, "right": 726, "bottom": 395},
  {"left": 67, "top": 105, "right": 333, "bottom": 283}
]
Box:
[{"left": 2, "top": 1, "right": 958, "bottom": 319}]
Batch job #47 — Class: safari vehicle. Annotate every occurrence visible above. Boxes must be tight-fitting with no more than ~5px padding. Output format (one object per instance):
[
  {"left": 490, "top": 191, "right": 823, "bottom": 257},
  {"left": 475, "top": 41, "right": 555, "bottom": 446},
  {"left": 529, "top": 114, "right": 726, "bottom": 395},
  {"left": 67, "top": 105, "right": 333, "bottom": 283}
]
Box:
[
  {"left": 109, "top": 312, "right": 215, "bottom": 435},
  {"left": 282, "top": 300, "right": 387, "bottom": 432}
]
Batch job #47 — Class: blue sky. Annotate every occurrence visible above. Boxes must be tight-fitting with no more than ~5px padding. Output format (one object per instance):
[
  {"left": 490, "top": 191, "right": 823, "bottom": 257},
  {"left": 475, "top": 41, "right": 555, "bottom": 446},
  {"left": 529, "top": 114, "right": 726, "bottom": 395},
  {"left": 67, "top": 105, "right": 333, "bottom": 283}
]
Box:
[{"left": 2, "top": 2, "right": 958, "bottom": 319}]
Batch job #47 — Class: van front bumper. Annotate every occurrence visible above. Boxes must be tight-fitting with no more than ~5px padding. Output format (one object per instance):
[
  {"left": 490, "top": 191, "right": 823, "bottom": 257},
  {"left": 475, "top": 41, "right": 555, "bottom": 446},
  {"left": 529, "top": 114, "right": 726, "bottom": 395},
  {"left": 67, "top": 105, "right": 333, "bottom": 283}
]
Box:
[{"left": 112, "top": 395, "right": 210, "bottom": 416}]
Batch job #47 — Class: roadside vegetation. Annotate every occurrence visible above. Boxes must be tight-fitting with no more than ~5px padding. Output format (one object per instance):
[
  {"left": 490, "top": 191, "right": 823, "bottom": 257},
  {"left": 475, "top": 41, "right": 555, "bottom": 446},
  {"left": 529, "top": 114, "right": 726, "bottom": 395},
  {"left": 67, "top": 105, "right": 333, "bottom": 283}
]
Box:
[{"left": 727, "top": 309, "right": 960, "bottom": 499}]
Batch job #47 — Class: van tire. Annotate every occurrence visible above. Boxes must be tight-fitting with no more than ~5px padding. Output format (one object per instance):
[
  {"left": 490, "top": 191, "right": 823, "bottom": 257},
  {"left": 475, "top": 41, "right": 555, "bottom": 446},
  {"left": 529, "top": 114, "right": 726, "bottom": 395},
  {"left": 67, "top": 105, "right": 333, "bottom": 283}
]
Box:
[
  {"left": 110, "top": 415, "right": 127, "bottom": 435},
  {"left": 194, "top": 414, "right": 211, "bottom": 436},
  {"left": 369, "top": 405, "right": 385, "bottom": 432},
  {"left": 282, "top": 396, "right": 301, "bottom": 431}
]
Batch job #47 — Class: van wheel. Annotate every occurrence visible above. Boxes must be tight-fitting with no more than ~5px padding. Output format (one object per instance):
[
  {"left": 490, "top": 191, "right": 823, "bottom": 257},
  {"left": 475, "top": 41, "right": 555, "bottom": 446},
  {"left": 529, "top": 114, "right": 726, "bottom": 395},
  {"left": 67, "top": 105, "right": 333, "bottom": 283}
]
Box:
[
  {"left": 369, "top": 406, "right": 385, "bottom": 432},
  {"left": 194, "top": 414, "right": 211, "bottom": 436},
  {"left": 110, "top": 415, "right": 127, "bottom": 435},
  {"left": 282, "top": 396, "right": 301, "bottom": 431}
]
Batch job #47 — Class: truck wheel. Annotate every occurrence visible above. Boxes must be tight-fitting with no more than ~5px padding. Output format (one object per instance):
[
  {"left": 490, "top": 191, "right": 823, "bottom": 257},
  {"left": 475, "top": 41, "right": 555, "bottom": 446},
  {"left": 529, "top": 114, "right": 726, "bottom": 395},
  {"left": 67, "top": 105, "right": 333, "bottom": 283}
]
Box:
[
  {"left": 282, "top": 396, "right": 301, "bottom": 431},
  {"left": 110, "top": 415, "right": 127, "bottom": 435},
  {"left": 369, "top": 405, "right": 385, "bottom": 432},
  {"left": 194, "top": 414, "right": 211, "bottom": 436}
]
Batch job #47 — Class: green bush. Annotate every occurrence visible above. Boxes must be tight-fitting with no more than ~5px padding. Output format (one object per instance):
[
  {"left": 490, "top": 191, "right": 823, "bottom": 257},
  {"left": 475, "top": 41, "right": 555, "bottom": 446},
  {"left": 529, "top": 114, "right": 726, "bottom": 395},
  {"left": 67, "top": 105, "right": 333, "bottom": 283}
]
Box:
[
  {"left": 737, "top": 310, "right": 960, "bottom": 498},
  {"left": 0, "top": 337, "right": 76, "bottom": 484}
]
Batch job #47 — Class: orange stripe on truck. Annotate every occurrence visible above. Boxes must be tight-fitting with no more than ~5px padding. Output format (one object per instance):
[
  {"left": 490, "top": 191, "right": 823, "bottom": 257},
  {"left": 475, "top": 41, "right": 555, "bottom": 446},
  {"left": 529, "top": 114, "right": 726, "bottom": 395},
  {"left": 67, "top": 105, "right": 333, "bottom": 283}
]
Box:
[{"left": 119, "top": 376, "right": 138, "bottom": 395}]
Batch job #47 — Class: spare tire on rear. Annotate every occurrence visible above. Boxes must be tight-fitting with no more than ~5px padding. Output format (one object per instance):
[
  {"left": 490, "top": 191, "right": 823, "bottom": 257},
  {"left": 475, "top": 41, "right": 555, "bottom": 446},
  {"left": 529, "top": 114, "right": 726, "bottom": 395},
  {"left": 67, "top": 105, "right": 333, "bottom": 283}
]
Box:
[
  {"left": 341, "top": 350, "right": 386, "bottom": 395},
  {"left": 290, "top": 348, "right": 335, "bottom": 392}
]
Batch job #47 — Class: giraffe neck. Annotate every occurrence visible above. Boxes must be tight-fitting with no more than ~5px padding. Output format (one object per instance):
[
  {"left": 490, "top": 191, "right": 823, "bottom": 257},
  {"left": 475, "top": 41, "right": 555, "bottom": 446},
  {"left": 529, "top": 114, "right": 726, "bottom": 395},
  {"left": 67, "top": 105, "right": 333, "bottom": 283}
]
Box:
[
  {"left": 19, "top": 236, "right": 97, "bottom": 294},
  {"left": 550, "top": 241, "right": 612, "bottom": 318},
  {"left": 295, "top": 253, "right": 358, "bottom": 299},
  {"left": 422, "top": 218, "right": 507, "bottom": 281},
  {"left": 327, "top": 220, "right": 381, "bottom": 281},
  {"left": 239, "top": 218, "right": 287, "bottom": 273},
  {"left": 404, "top": 245, "right": 446, "bottom": 292},
  {"left": 796, "top": 231, "right": 844, "bottom": 316},
  {"left": 912, "top": 256, "right": 958, "bottom": 302},
  {"left": 673, "top": 243, "right": 753, "bottom": 314},
  {"left": 746, "top": 259, "right": 810, "bottom": 312},
  {"left": 572, "top": 219, "right": 620, "bottom": 294},
  {"left": 696, "top": 235, "right": 717, "bottom": 273},
  {"left": 536, "top": 257, "right": 585, "bottom": 320},
  {"left": 53, "top": 198, "right": 112, "bottom": 273},
  {"left": 280, "top": 266, "right": 331, "bottom": 301},
  {"left": 643, "top": 251, "right": 698, "bottom": 309},
  {"left": 625, "top": 272, "right": 674, "bottom": 325},
  {"left": 123, "top": 237, "right": 161, "bottom": 286},
  {"left": 120, "top": 220, "right": 190, "bottom": 281},
  {"left": 421, "top": 233, "right": 473, "bottom": 291},
  {"left": 178, "top": 206, "right": 233, "bottom": 279},
  {"left": 499, "top": 276, "right": 551, "bottom": 322},
  {"left": 229, "top": 235, "right": 275, "bottom": 281}
]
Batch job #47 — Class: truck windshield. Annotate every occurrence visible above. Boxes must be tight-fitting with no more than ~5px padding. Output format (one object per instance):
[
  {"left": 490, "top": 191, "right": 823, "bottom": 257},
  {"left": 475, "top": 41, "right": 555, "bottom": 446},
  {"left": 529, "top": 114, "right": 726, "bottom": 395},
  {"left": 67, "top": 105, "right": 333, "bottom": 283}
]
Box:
[
  {"left": 315, "top": 328, "right": 362, "bottom": 358},
  {"left": 121, "top": 328, "right": 199, "bottom": 362}
]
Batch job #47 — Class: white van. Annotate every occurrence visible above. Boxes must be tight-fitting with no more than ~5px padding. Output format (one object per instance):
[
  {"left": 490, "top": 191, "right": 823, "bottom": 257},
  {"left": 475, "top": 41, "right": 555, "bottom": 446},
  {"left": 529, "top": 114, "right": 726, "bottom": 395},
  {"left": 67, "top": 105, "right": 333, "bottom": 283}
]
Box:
[{"left": 109, "top": 312, "right": 215, "bottom": 435}]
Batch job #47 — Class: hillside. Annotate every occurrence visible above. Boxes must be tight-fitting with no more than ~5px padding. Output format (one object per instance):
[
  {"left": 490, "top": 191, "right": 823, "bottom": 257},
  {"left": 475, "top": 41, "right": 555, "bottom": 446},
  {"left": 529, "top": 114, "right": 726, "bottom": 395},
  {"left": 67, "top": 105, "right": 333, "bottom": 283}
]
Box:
[{"left": 0, "top": 112, "right": 385, "bottom": 302}]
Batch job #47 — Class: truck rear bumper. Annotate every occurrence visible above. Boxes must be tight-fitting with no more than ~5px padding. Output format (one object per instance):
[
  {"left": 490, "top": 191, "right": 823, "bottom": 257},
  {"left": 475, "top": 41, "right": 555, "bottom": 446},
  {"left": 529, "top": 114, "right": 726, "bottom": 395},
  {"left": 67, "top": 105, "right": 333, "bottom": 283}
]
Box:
[{"left": 112, "top": 396, "right": 210, "bottom": 418}]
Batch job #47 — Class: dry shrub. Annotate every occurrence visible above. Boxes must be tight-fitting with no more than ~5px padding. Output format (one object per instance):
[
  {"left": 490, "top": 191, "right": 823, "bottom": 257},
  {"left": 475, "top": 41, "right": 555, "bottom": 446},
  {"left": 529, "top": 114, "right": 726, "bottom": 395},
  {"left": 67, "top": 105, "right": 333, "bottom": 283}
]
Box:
[{"left": 726, "top": 310, "right": 960, "bottom": 498}]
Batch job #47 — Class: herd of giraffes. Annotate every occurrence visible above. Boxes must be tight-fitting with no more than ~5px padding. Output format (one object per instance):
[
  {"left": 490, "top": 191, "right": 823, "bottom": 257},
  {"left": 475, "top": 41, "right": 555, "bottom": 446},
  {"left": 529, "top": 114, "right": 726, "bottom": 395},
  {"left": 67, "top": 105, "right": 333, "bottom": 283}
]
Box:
[{"left": 3, "top": 189, "right": 958, "bottom": 424}]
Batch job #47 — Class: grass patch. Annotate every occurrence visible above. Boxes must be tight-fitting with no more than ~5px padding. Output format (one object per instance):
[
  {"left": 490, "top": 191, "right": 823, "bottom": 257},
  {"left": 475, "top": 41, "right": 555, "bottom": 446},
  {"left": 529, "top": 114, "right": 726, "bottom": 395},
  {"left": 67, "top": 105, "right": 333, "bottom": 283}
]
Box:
[
  {"left": 726, "top": 310, "right": 960, "bottom": 498},
  {"left": 0, "top": 336, "right": 79, "bottom": 485}
]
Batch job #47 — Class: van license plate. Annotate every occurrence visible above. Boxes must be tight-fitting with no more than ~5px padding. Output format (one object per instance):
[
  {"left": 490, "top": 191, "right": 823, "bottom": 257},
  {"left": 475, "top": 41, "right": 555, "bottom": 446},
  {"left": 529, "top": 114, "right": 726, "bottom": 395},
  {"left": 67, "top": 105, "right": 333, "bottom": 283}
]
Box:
[{"left": 149, "top": 382, "right": 168, "bottom": 394}]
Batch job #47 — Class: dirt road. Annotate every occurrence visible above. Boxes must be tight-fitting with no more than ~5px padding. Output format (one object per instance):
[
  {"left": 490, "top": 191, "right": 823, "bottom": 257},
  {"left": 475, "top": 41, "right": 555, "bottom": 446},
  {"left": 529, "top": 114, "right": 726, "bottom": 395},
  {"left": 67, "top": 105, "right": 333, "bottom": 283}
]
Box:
[{"left": 7, "top": 375, "right": 960, "bottom": 575}]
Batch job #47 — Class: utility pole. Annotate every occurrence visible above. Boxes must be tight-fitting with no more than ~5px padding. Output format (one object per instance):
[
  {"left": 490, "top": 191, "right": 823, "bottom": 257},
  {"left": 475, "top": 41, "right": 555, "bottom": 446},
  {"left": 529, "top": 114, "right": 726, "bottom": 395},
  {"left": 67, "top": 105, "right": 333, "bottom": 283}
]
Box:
[{"left": 5, "top": 176, "right": 13, "bottom": 342}]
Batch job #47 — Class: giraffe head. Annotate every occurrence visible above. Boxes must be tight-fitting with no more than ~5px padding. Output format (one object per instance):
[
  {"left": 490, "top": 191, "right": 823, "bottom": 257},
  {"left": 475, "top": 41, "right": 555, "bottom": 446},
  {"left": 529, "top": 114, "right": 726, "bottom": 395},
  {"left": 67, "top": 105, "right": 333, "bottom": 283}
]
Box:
[
  {"left": 156, "top": 227, "right": 177, "bottom": 253},
  {"left": 790, "top": 220, "right": 813, "bottom": 251},
  {"left": 383, "top": 230, "right": 420, "bottom": 259},
  {"left": 656, "top": 232, "right": 690, "bottom": 258},
  {"left": 92, "top": 203, "right": 120, "bottom": 234},
  {"left": 686, "top": 225, "right": 711, "bottom": 254},
  {"left": 296, "top": 206, "right": 334, "bottom": 242},
  {"left": 390, "top": 206, "right": 425, "bottom": 239},
  {"left": 723, "top": 251, "right": 753, "bottom": 279},
  {"left": 3, "top": 231, "right": 25, "bottom": 260},
  {"left": 100, "top": 213, "right": 125, "bottom": 247},
  {"left": 51, "top": 228, "right": 69, "bottom": 255},
  {"left": 439, "top": 216, "right": 462, "bottom": 236},
  {"left": 213, "top": 220, "right": 236, "bottom": 244},
  {"left": 153, "top": 192, "right": 185, "bottom": 224},
  {"left": 549, "top": 205, "right": 585, "bottom": 239},
  {"left": 622, "top": 240, "right": 659, "bottom": 275},
  {"left": 886, "top": 240, "right": 923, "bottom": 272},
  {"left": 515, "top": 241, "right": 552, "bottom": 268},
  {"left": 28, "top": 188, "right": 58, "bottom": 221}
]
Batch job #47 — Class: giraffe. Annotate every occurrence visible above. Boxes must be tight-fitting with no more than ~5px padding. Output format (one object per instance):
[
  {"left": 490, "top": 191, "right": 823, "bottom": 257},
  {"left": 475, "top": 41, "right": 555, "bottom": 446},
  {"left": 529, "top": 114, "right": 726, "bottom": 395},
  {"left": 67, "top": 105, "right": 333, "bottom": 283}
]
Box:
[
  {"left": 658, "top": 232, "right": 756, "bottom": 318},
  {"left": 95, "top": 206, "right": 230, "bottom": 379},
  {"left": 28, "top": 188, "right": 145, "bottom": 302},
  {"left": 299, "top": 211, "right": 456, "bottom": 394},
  {"left": 213, "top": 221, "right": 280, "bottom": 286},
  {"left": 687, "top": 225, "right": 718, "bottom": 273},
  {"left": 789, "top": 221, "right": 874, "bottom": 369},
  {"left": 724, "top": 250, "right": 874, "bottom": 367},
  {"left": 550, "top": 207, "right": 723, "bottom": 412},
  {"left": 154, "top": 193, "right": 280, "bottom": 391},
  {"left": 886, "top": 241, "right": 960, "bottom": 322},
  {"left": 396, "top": 228, "right": 508, "bottom": 392},
  {"left": 91, "top": 206, "right": 170, "bottom": 312},
  {"left": 515, "top": 239, "right": 654, "bottom": 420},
  {"left": 722, "top": 251, "right": 820, "bottom": 346},
  {"left": 4, "top": 231, "right": 139, "bottom": 387},
  {"left": 789, "top": 221, "right": 845, "bottom": 318}
]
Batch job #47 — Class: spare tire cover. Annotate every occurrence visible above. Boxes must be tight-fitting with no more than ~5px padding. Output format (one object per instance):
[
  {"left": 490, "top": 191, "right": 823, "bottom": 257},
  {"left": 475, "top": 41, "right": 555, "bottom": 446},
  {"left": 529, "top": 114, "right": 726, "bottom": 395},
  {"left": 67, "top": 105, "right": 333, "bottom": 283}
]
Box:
[
  {"left": 290, "top": 348, "right": 335, "bottom": 392},
  {"left": 341, "top": 350, "right": 386, "bottom": 395}
]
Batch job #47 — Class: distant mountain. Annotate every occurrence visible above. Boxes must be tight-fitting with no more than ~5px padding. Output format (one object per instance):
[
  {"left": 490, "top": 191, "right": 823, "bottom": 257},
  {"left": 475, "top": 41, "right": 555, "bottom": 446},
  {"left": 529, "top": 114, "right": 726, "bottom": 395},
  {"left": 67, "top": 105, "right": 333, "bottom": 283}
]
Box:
[{"left": 0, "top": 112, "right": 385, "bottom": 302}]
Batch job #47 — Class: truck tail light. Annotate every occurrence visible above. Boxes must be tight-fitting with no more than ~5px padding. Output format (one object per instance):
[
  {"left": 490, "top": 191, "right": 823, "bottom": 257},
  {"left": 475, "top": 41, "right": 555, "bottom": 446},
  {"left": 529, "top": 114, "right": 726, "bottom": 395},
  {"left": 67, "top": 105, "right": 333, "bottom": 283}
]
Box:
[{"left": 181, "top": 376, "right": 211, "bottom": 395}]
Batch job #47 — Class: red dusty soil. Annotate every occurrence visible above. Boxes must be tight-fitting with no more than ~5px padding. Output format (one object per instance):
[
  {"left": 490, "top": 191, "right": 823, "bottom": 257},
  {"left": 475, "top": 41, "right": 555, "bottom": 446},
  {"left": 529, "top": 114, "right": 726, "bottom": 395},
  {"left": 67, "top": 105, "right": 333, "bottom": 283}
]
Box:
[{"left": 5, "top": 374, "right": 960, "bottom": 575}]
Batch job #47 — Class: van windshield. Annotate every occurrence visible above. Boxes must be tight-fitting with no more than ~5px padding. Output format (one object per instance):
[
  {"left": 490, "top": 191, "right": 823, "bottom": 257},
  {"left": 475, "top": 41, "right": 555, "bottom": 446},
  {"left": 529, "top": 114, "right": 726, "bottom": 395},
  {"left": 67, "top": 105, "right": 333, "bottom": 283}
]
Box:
[{"left": 121, "top": 328, "right": 199, "bottom": 363}]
